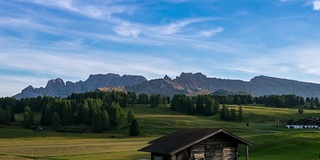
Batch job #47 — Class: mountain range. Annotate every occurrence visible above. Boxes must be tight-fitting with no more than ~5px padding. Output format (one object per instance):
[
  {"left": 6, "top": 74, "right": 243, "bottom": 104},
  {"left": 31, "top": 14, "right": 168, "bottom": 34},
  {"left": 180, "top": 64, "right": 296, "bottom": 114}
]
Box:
[{"left": 14, "top": 72, "right": 320, "bottom": 98}]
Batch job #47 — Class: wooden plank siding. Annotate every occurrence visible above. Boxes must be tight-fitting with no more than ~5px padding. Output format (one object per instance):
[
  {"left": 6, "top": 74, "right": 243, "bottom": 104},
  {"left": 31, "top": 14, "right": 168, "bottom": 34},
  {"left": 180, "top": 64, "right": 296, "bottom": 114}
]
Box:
[
  {"left": 190, "top": 134, "right": 239, "bottom": 160},
  {"left": 151, "top": 136, "right": 239, "bottom": 160},
  {"left": 140, "top": 128, "right": 252, "bottom": 160}
]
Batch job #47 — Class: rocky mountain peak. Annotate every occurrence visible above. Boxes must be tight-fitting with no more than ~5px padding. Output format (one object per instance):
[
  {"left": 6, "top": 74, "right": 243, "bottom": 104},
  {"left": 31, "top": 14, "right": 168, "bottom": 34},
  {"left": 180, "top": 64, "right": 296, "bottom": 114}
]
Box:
[
  {"left": 22, "top": 85, "right": 35, "bottom": 92},
  {"left": 86, "top": 73, "right": 120, "bottom": 82},
  {"left": 178, "top": 72, "right": 207, "bottom": 80},
  {"left": 13, "top": 72, "right": 320, "bottom": 99},
  {"left": 14, "top": 73, "right": 147, "bottom": 98},
  {"left": 164, "top": 75, "right": 172, "bottom": 81},
  {"left": 45, "top": 78, "right": 65, "bottom": 88}
]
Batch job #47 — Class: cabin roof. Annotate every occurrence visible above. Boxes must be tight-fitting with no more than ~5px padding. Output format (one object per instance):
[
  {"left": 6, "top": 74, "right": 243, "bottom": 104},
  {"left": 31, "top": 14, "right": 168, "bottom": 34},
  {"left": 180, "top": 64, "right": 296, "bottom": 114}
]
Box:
[{"left": 139, "top": 128, "right": 252, "bottom": 155}]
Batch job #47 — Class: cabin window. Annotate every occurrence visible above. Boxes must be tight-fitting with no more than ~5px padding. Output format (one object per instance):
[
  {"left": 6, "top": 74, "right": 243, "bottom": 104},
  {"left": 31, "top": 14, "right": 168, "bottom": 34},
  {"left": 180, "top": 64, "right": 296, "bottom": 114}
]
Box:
[
  {"left": 153, "top": 156, "right": 163, "bottom": 160},
  {"left": 191, "top": 145, "right": 205, "bottom": 159}
]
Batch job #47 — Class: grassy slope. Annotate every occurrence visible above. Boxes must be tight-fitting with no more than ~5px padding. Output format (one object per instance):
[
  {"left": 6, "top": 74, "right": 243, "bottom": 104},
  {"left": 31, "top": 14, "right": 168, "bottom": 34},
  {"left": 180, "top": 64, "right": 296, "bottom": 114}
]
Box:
[{"left": 0, "top": 105, "right": 319, "bottom": 160}]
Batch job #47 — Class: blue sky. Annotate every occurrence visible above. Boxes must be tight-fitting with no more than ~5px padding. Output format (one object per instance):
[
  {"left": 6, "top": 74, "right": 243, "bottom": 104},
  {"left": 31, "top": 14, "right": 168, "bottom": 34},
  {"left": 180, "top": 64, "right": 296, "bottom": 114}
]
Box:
[{"left": 1, "top": 0, "right": 320, "bottom": 97}]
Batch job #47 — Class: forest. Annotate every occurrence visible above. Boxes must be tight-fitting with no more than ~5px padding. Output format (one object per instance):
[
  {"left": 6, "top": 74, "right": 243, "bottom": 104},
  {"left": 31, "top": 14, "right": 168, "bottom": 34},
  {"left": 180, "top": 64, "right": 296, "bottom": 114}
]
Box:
[{"left": 0, "top": 91, "right": 318, "bottom": 133}]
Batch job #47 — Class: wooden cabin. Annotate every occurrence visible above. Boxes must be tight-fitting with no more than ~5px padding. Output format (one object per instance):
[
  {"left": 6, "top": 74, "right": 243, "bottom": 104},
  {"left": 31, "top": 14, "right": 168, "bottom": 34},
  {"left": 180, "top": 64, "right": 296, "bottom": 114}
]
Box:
[{"left": 139, "top": 128, "right": 252, "bottom": 160}]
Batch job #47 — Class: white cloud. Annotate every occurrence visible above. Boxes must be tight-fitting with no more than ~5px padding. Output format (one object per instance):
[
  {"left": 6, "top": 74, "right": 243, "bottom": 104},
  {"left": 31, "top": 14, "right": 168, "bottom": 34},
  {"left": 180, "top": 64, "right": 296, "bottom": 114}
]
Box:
[
  {"left": 313, "top": 0, "right": 320, "bottom": 10},
  {"left": 113, "top": 22, "right": 142, "bottom": 38},
  {"left": 198, "top": 27, "right": 224, "bottom": 37},
  {"left": 156, "top": 18, "right": 211, "bottom": 35},
  {"left": 28, "top": 0, "right": 133, "bottom": 21}
]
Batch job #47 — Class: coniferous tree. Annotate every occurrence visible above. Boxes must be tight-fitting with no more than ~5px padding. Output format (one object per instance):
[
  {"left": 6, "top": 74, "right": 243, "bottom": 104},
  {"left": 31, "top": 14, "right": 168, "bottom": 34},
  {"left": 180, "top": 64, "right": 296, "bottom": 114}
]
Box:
[
  {"left": 23, "top": 111, "right": 32, "bottom": 128},
  {"left": 5, "top": 106, "right": 15, "bottom": 122},
  {"left": 51, "top": 111, "right": 61, "bottom": 130},
  {"left": 150, "top": 94, "right": 161, "bottom": 107},
  {"left": 40, "top": 105, "right": 52, "bottom": 126},
  {"left": 238, "top": 106, "right": 244, "bottom": 120},
  {"left": 196, "top": 95, "right": 205, "bottom": 114},
  {"left": 101, "top": 110, "right": 110, "bottom": 131},
  {"left": 4, "top": 107, "right": 11, "bottom": 124},
  {"left": 230, "top": 108, "right": 237, "bottom": 121},
  {"left": 127, "top": 92, "right": 137, "bottom": 105},
  {"left": 129, "top": 119, "right": 140, "bottom": 136},
  {"left": 61, "top": 102, "right": 73, "bottom": 125},
  {"left": 220, "top": 104, "right": 230, "bottom": 121},
  {"left": 91, "top": 110, "right": 103, "bottom": 133},
  {"left": 137, "top": 93, "right": 149, "bottom": 104},
  {"left": 204, "top": 97, "right": 214, "bottom": 116},
  {"left": 109, "top": 102, "right": 126, "bottom": 129},
  {"left": 171, "top": 94, "right": 181, "bottom": 111},
  {"left": 0, "top": 109, "right": 5, "bottom": 124},
  {"left": 186, "top": 98, "right": 195, "bottom": 115},
  {"left": 127, "top": 110, "right": 136, "bottom": 123},
  {"left": 79, "top": 101, "right": 90, "bottom": 125},
  {"left": 213, "top": 100, "right": 220, "bottom": 114},
  {"left": 24, "top": 106, "right": 34, "bottom": 125}
]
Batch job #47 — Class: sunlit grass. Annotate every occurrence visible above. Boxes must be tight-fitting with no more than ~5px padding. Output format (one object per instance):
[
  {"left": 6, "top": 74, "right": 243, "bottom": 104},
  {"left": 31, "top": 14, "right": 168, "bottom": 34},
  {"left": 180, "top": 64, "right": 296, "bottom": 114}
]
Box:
[{"left": 0, "top": 104, "right": 319, "bottom": 159}]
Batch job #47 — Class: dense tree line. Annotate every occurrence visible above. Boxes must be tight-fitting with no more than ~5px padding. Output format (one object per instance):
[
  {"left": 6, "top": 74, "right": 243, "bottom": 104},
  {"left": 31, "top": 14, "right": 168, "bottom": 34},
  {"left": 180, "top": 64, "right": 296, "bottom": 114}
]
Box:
[
  {"left": 305, "top": 97, "right": 320, "bottom": 109},
  {"left": 0, "top": 106, "right": 15, "bottom": 124},
  {"left": 149, "top": 94, "right": 169, "bottom": 107},
  {"left": 171, "top": 94, "right": 219, "bottom": 116},
  {"left": 211, "top": 95, "right": 253, "bottom": 105},
  {"left": 0, "top": 91, "right": 147, "bottom": 135},
  {"left": 2, "top": 90, "right": 320, "bottom": 132},
  {"left": 254, "top": 95, "right": 305, "bottom": 108},
  {"left": 220, "top": 105, "right": 243, "bottom": 121},
  {"left": 38, "top": 98, "right": 127, "bottom": 132}
]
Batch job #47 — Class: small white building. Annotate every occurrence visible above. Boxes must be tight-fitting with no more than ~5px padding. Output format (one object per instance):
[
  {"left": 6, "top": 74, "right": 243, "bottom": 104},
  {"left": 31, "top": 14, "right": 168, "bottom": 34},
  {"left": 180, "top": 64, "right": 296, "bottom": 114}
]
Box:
[
  {"left": 285, "top": 124, "right": 319, "bottom": 129},
  {"left": 285, "top": 117, "right": 320, "bottom": 129}
]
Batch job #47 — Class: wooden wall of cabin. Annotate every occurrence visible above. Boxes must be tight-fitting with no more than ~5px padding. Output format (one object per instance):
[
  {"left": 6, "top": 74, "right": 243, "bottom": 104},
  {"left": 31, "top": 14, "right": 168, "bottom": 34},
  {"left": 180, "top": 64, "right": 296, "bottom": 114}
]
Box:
[
  {"left": 151, "top": 153, "right": 170, "bottom": 160},
  {"left": 171, "top": 149, "right": 189, "bottom": 160},
  {"left": 190, "top": 133, "right": 239, "bottom": 160},
  {"left": 151, "top": 150, "right": 189, "bottom": 160}
]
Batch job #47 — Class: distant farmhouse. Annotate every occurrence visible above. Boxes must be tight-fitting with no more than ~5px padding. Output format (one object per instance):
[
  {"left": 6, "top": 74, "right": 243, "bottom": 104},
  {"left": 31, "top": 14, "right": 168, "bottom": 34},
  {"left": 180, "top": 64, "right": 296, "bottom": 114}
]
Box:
[
  {"left": 139, "top": 128, "right": 252, "bottom": 160},
  {"left": 285, "top": 117, "right": 320, "bottom": 129}
]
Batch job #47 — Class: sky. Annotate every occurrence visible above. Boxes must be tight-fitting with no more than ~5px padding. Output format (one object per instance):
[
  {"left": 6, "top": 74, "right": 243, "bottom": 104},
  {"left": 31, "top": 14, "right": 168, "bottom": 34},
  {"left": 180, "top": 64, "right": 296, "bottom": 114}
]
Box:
[{"left": 1, "top": 0, "right": 320, "bottom": 97}]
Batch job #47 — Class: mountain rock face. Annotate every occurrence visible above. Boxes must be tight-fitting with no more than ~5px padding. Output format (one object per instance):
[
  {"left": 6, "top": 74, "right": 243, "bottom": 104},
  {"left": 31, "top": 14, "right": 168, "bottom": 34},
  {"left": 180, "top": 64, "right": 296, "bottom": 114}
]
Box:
[
  {"left": 14, "top": 72, "right": 320, "bottom": 98},
  {"left": 14, "top": 73, "right": 147, "bottom": 98}
]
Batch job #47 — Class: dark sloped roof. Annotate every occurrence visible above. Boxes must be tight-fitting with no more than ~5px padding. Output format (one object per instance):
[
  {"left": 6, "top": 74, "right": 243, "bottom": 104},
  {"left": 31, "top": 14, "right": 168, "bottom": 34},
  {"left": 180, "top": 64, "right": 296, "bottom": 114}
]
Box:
[{"left": 139, "top": 128, "right": 252, "bottom": 155}]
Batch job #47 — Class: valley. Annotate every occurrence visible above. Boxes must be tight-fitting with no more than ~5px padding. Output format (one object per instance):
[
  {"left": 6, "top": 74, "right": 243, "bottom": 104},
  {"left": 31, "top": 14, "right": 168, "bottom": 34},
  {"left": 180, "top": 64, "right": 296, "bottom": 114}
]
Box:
[{"left": 0, "top": 105, "right": 319, "bottom": 160}]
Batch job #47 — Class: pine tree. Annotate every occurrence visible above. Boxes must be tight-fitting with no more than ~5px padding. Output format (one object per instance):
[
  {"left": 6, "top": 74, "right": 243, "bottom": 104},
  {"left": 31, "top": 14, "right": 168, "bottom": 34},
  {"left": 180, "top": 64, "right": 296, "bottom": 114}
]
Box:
[
  {"left": 51, "top": 111, "right": 61, "bottom": 129},
  {"left": 196, "top": 95, "right": 205, "bottom": 114},
  {"left": 0, "top": 109, "right": 5, "bottom": 124},
  {"left": 40, "top": 105, "right": 51, "bottom": 126},
  {"left": 129, "top": 119, "right": 140, "bottom": 136},
  {"left": 213, "top": 100, "right": 220, "bottom": 114},
  {"left": 230, "top": 108, "right": 237, "bottom": 121},
  {"left": 186, "top": 98, "right": 195, "bottom": 115},
  {"left": 238, "top": 105, "right": 244, "bottom": 120},
  {"left": 23, "top": 111, "right": 32, "bottom": 128},
  {"left": 127, "top": 110, "right": 136, "bottom": 123},
  {"left": 109, "top": 102, "right": 126, "bottom": 129},
  {"left": 24, "top": 106, "right": 34, "bottom": 125},
  {"left": 61, "top": 101, "right": 73, "bottom": 125},
  {"left": 101, "top": 110, "right": 109, "bottom": 131},
  {"left": 91, "top": 110, "right": 102, "bottom": 133},
  {"left": 220, "top": 104, "right": 228, "bottom": 120},
  {"left": 80, "top": 101, "right": 90, "bottom": 125},
  {"left": 204, "top": 97, "right": 214, "bottom": 116},
  {"left": 5, "top": 106, "right": 15, "bottom": 123}
]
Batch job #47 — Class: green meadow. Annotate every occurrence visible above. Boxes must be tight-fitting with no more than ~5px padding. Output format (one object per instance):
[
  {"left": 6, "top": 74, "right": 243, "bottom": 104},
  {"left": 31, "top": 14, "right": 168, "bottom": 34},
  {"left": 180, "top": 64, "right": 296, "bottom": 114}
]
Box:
[{"left": 0, "top": 105, "right": 319, "bottom": 160}]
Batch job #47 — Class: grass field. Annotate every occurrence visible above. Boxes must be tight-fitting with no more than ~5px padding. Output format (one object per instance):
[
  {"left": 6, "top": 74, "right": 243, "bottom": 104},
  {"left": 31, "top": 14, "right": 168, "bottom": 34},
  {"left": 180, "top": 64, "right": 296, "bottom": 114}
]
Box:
[{"left": 0, "top": 105, "right": 319, "bottom": 159}]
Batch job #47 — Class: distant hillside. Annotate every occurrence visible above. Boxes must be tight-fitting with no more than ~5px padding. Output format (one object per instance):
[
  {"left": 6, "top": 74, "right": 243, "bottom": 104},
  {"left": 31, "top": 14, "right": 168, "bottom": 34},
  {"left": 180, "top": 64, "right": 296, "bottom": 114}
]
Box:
[
  {"left": 213, "top": 89, "right": 253, "bottom": 96},
  {"left": 14, "top": 73, "right": 147, "bottom": 98},
  {"left": 14, "top": 72, "right": 320, "bottom": 98}
]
